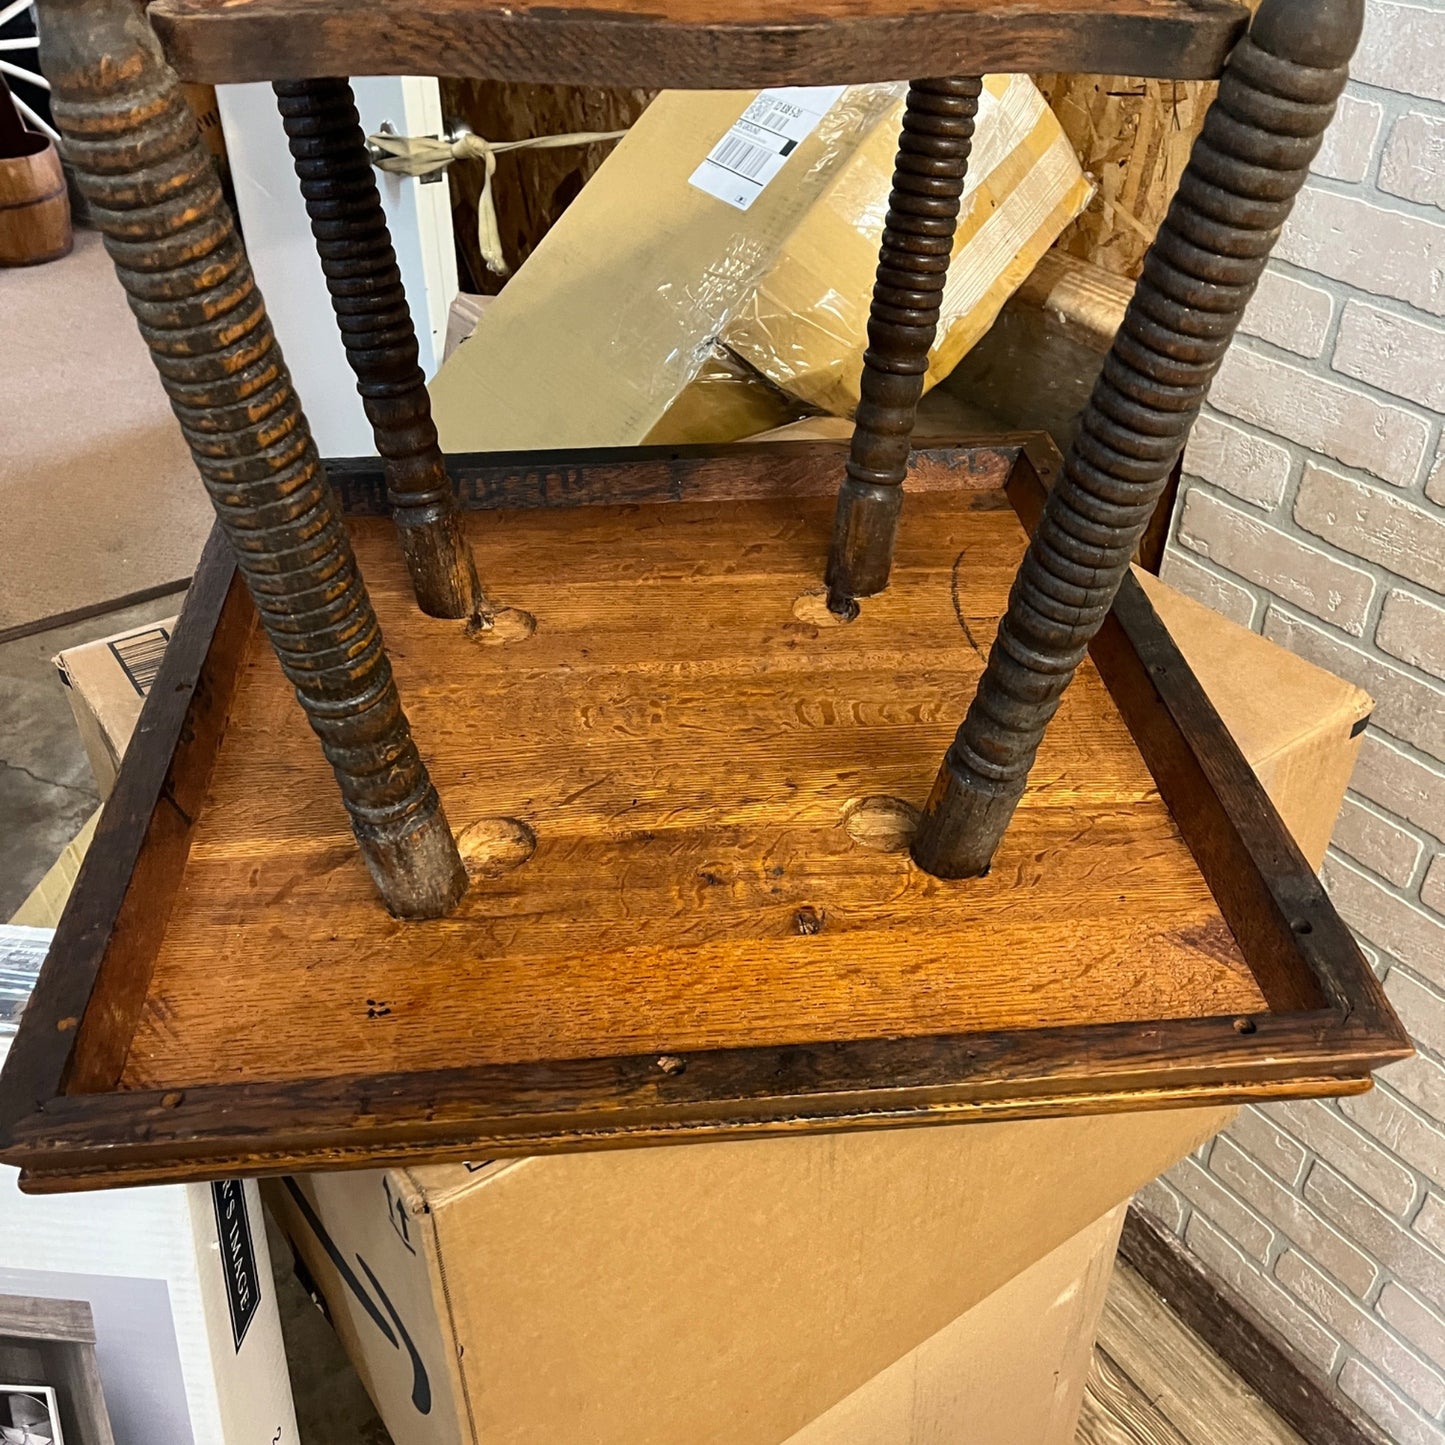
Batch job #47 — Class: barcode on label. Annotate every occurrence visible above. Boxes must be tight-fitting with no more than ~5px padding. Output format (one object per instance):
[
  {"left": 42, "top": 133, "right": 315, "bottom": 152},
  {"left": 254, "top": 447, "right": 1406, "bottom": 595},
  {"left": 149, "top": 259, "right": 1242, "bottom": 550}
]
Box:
[
  {"left": 109, "top": 626, "right": 171, "bottom": 697},
  {"left": 689, "top": 85, "right": 846, "bottom": 212},
  {"left": 711, "top": 134, "right": 779, "bottom": 181}
]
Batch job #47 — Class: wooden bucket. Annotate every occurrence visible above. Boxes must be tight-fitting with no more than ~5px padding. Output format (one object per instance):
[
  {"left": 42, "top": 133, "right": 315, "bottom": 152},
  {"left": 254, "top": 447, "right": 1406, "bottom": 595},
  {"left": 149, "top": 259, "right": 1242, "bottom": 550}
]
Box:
[{"left": 0, "top": 131, "right": 73, "bottom": 267}]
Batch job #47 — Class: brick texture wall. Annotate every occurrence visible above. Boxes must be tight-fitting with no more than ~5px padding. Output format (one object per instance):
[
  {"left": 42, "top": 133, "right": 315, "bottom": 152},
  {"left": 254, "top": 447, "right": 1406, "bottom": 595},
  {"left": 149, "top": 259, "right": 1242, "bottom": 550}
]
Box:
[{"left": 1134, "top": 7, "right": 1445, "bottom": 1441}]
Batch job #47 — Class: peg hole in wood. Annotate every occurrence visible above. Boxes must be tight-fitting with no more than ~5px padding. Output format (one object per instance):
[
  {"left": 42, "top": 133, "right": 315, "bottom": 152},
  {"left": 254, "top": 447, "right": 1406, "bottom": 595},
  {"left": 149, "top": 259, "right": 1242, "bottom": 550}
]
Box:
[
  {"left": 457, "top": 817, "right": 537, "bottom": 879},
  {"left": 1292, "top": 919, "right": 1313, "bottom": 935},
  {"left": 466, "top": 607, "right": 536, "bottom": 645},
  {"left": 793, "top": 591, "right": 857, "bottom": 627},
  {"left": 842, "top": 795, "right": 921, "bottom": 853},
  {"left": 794, "top": 905, "right": 825, "bottom": 935},
  {"left": 1233, "top": 1017, "right": 1257, "bottom": 1035}
]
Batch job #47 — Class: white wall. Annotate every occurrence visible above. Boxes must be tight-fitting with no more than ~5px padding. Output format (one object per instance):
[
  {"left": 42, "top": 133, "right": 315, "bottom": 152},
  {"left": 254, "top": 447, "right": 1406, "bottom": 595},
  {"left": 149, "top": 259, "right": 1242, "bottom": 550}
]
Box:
[{"left": 217, "top": 77, "right": 458, "bottom": 458}]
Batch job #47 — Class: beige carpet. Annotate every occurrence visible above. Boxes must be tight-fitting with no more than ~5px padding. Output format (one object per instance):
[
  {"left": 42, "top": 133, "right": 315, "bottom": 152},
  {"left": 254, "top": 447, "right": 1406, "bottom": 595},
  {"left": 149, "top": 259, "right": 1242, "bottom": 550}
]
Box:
[{"left": 0, "top": 229, "right": 214, "bottom": 633}]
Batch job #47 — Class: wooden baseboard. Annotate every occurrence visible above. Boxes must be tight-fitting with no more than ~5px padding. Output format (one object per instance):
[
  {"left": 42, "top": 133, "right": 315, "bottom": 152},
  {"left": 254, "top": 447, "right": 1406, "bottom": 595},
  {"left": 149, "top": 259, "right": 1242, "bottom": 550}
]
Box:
[{"left": 1120, "top": 1207, "right": 1392, "bottom": 1445}]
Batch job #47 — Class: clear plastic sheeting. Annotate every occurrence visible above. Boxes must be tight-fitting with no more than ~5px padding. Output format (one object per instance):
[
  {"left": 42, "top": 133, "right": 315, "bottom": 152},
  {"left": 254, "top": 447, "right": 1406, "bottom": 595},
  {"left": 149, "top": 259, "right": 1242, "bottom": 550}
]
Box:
[
  {"left": 0, "top": 926, "right": 50, "bottom": 1040},
  {"left": 428, "top": 80, "right": 1089, "bottom": 452},
  {"left": 429, "top": 85, "right": 902, "bottom": 452},
  {"left": 723, "top": 74, "right": 1093, "bottom": 419}
]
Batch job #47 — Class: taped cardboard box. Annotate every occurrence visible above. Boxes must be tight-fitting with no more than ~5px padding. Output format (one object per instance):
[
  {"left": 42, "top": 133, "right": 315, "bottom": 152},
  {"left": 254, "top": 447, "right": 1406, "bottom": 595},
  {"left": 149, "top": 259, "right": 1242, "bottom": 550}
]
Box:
[
  {"left": 53, "top": 616, "right": 176, "bottom": 800},
  {"left": 789, "top": 1204, "right": 1126, "bottom": 1445},
  {"left": 429, "top": 79, "right": 1088, "bottom": 450},
  {"left": 267, "top": 1120, "right": 1193, "bottom": 1445},
  {"left": 725, "top": 74, "right": 1092, "bottom": 418}
]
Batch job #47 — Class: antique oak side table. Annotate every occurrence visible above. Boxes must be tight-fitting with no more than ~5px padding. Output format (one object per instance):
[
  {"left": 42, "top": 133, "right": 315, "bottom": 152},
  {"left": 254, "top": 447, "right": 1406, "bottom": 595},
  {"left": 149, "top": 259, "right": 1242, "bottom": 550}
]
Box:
[{"left": 0, "top": 0, "right": 1411, "bottom": 1188}]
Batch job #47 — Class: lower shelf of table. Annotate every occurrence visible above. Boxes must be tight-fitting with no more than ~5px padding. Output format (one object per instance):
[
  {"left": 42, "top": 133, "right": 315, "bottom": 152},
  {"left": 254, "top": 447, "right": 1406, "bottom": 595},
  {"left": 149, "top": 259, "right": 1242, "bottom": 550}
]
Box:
[{"left": 0, "top": 438, "right": 1408, "bottom": 1189}]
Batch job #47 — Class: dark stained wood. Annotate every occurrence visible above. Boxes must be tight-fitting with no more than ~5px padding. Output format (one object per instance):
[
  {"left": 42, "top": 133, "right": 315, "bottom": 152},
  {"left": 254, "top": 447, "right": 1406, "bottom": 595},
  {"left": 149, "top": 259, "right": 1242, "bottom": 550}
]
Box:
[
  {"left": 326, "top": 437, "right": 1022, "bottom": 514},
  {"left": 0, "top": 439, "right": 1410, "bottom": 1192},
  {"left": 1119, "top": 1209, "right": 1394, "bottom": 1445},
  {"left": 911, "top": 0, "right": 1363, "bottom": 879},
  {"left": 38, "top": 0, "right": 467, "bottom": 919},
  {"left": 826, "top": 77, "right": 981, "bottom": 613},
  {"left": 1009, "top": 442, "right": 1397, "bottom": 1027},
  {"left": 274, "top": 76, "right": 484, "bottom": 621},
  {"left": 0, "top": 528, "right": 237, "bottom": 1123},
  {"left": 146, "top": 0, "right": 1248, "bottom": 89}
]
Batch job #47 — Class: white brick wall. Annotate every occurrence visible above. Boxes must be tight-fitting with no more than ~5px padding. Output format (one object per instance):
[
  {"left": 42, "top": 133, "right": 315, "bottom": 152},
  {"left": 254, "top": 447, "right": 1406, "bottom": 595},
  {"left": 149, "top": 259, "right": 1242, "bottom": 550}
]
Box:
[{"left": 1144, "top": 21, "right": 1445, "bottom": 1440}]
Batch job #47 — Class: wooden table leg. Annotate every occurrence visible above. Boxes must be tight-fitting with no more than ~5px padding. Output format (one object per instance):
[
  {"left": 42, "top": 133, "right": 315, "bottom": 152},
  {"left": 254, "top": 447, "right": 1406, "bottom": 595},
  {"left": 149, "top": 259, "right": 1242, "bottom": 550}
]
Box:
[
  {"left": 39, "top": 0, "right": 468, "bottom": 917},
  {"left": 274, "top": 76, "right": 485, "bottom": 621},
  {"left": 824, "top": 76, "right": 981, "bottom": 615},
  {"left": 911, "top": 0, "right": 1361, "bottom": 878}
]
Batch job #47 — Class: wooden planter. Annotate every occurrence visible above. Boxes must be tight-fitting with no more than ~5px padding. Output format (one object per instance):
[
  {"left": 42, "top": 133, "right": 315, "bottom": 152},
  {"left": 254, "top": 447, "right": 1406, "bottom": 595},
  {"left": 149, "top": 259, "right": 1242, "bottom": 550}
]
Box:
[
  {"left": 0, "top": 437, "right": 1410, "bottom": 1192},
  {"left": 0, "top": 131, "right": 71, "bottom": 267}
]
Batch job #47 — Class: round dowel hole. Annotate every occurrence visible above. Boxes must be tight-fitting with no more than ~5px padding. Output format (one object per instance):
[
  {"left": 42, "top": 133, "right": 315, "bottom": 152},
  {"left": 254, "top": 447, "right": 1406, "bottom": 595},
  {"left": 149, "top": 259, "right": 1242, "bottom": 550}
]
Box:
[
  {"left": 467, "top": 607, "right": 536, "bottom": 644},
  {"left": 458, "top": 817, "right": 537, "bottom": 879},
  {"left": 793, "top": 591, "right": 858, "bottom": 627},
  {"left": 794, "top": 905, "right": 825, "bottom": 936},
  {"left": 842, "top": 796, "right": 921, "bottom": 853}
]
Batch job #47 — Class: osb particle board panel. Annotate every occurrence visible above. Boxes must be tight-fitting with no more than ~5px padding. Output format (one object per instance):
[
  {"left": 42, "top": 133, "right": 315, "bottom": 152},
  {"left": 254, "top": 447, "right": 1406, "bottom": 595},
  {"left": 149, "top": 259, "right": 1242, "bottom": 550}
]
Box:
[{"left": 1038, "top": 0, "right": 1262, "bottom": 281}]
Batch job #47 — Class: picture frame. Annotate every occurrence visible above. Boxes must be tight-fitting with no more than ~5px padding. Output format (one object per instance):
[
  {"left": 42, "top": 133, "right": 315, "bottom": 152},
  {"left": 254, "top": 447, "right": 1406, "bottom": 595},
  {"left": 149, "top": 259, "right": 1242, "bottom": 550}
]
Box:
[{"left": 0, "top": 1384, "right": 63, "bottom": 1445}]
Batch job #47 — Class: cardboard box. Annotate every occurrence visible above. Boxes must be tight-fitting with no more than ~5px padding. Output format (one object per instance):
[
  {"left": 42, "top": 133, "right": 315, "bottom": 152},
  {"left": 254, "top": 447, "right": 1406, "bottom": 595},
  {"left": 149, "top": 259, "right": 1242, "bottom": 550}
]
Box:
[
  {"left": 789, "top": 1204, "right": 1125, "bottom": 1445},
  {"left": 1137, "top": 568, "right": 1372, "bottom": 869},
  {"left": 269, "top": 1113, "right": 1207, "bottom": 1445},
  {"left": 53, "top": 617, "right": 176, "bottom": 800},
  {"left": 8, "top": 811, "right": 99, "bottom": 929},
  {"left": 429, "top": 79, "right": 1087, "bottom": 451},
  {"left": 1, "top": 931, "right": 300, "bottom": 1445},
  {"left": 724, "top": 74, "right": 1091, "bottom": 419}
]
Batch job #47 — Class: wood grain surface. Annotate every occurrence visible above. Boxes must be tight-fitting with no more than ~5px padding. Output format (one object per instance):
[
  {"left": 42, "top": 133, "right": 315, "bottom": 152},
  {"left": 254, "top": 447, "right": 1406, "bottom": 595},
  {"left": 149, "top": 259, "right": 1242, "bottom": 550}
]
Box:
[
  {"left": 118, "top": 488, "right": 1263, "bottom": 1091},
  {"left": 146, "top": 0, "right": 1248, "bottom": 88}
]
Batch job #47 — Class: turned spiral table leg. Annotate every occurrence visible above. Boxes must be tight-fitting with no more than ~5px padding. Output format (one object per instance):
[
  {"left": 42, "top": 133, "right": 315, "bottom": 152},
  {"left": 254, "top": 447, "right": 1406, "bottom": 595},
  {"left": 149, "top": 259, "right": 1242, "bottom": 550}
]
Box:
[
  {"left": 911, "top": 0, "right": 1361, "bottom": 878},
  {"left": 825, "top": 76, "right": 981, "bottom": 615},
  {"left": 274, "top": 77, "right": 485, "bottom": 621},
  {"left": 39, "top": 0, "right": 468, "bottom": 917}
]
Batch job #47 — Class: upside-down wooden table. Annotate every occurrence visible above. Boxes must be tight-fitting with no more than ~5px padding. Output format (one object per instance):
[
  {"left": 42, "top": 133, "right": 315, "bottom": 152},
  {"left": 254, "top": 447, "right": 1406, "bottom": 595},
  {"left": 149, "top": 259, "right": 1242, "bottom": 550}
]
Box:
[{"left": 0, "top": 0, "right": 1410, "bottom": 1190}]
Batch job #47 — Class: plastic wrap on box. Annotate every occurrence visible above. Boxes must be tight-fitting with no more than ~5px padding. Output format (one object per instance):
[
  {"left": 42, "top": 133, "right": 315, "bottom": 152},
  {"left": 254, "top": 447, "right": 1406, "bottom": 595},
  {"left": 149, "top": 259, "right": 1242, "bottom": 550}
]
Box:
[
  {"left": 722, "top": 74, "right": 1093, "bottom": 418},
  {"left": 428, "top": 85, "right": 903, "bottom": 452},
  {"left": 428, "top": 79, "right": 1089, "bottom": 450}
]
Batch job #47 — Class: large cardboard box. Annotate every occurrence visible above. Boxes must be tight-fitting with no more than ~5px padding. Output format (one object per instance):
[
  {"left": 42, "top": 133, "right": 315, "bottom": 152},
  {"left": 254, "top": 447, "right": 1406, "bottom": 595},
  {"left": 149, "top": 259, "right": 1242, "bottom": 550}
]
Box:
[
  {"left": 789, "top": 1204, "right": 1126, "bottom": 1445},
  {"left": 429, "top": 79, "right": 1087, "bottom": 450},
  {"left": 268, "top": 1117, "right": 1201, "bottom": 1445},
  {"left": 1136, "top": 568, "right": 1371, "bottom": 869}
]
